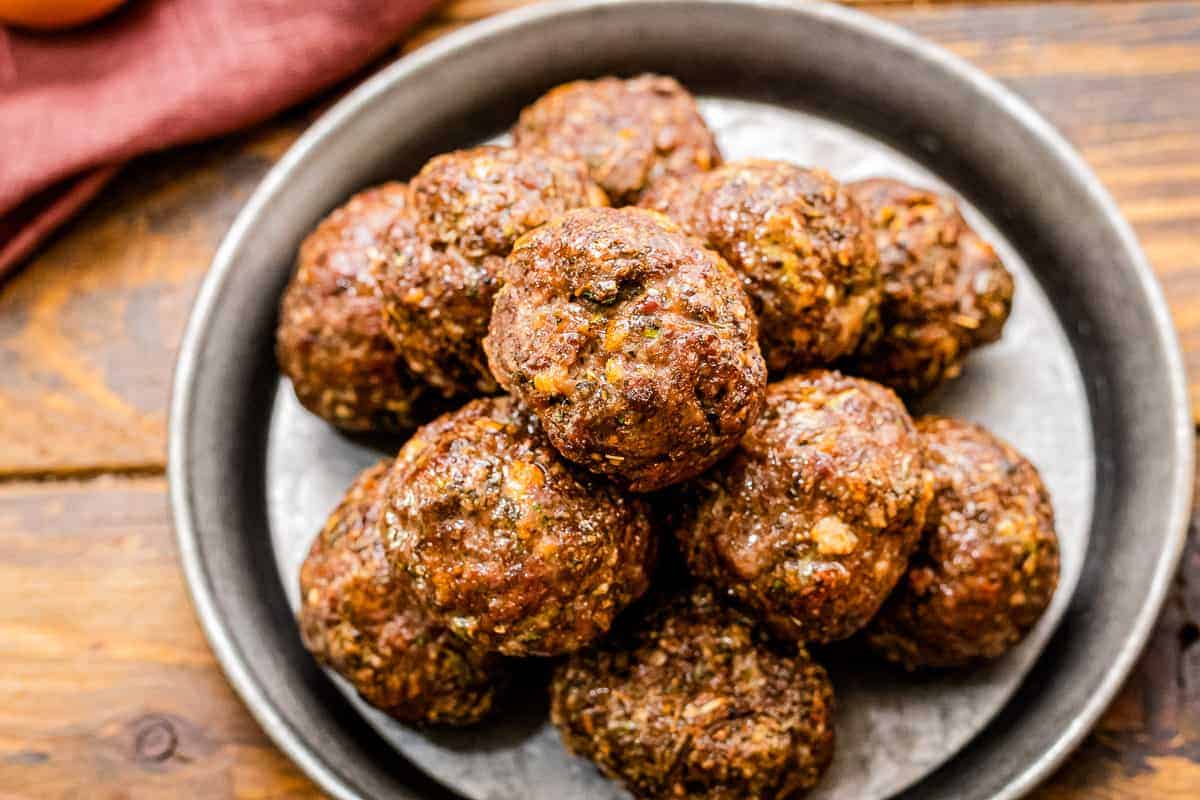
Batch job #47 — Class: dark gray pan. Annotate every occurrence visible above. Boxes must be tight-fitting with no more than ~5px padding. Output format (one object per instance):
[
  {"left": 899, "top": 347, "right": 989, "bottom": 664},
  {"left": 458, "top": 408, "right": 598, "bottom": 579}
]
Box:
[{"left": 168, "top": 1, "right": 1193, "bottom": 798}]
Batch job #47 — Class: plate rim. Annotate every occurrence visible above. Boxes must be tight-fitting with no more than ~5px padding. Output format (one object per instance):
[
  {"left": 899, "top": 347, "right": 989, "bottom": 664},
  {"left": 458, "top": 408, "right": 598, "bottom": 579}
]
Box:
[{"left": 168, "top": 2, "right": 1194, "bottom": 799}]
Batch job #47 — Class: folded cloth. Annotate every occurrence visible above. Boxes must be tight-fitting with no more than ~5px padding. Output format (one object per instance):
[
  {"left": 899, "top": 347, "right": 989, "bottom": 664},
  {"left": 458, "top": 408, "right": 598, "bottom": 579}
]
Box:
[{"left": 0, "top": 0, "right": 438, "bottom": 280}]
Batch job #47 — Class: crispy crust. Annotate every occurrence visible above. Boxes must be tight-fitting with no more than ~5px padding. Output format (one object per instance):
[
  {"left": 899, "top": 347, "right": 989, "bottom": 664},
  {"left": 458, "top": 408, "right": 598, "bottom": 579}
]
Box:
[
  {"left": 298, "top": 461, "right": 503, "bottom": 725},
  {"left": 380, "top": 396, "right": 656, "bottom": 657},
  {"left": 375, "top": 146, "right": 607, "bottom": 397},
  {"left": 378, "top": 216, "right": 505, "bottom": 397},
  {"left": 275, "top": 183, "right": 436, "bottom": 431},
  {"left": 485, "top": 206, "right": 766, "bottom": 492},
  {"left": 844, "top": 178, "right": 1014, "bottom": 395},
  {"left": 551, "top": 584, "right": 835, "bottom": 799},
  {"left": 674, "top": 370, "right": 932, "bottom": 643},
  {"left": 515, "top": 75, "right": 721, "bottom": 205},
  {"left": 642, "top": 160, "right": 881, "bottom": 372},
  {"left": 411, "top": 144, "right": 609, "bottom": 258},
  {"left": 865, "top": 416, "right": 1059, "bottom": 669}
]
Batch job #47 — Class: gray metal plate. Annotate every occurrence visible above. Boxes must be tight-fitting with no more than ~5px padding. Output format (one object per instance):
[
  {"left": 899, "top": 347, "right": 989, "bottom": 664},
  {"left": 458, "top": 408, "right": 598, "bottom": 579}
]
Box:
[{"left": 266, "top": 99, "right": 1093, "bottom": 800}]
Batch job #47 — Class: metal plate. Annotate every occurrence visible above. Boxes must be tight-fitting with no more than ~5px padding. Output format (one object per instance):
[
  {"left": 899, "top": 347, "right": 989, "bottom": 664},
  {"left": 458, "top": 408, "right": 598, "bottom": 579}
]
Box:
[
  {"left": 169, "top": 2, "right": 1193, "bottom": 799},
  {"left": 265, "top": 102, "right": 1093, "bottom": 800}
]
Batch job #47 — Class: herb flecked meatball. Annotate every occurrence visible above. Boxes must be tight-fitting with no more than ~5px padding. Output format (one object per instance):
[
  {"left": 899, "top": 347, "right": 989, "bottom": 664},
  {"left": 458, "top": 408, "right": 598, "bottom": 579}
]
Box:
[
  {"left": 380, "top": 396, "right": 656, "bottom": 657},
  {"left": 411, "top": 143, "right": 609, "bottom": 258},
  {"left": 674, "top": 370, "right": 932, "bottom": 643},
  {"left": 485, "top": 206, "right": 767, "bottom": 493},
  {"left": 551, "top": 584, "right": 835, "bottom": 799},
  {"left": 514, "top": 74, "right": 722, "bottom": 205},
  {"left": 299, "top": 461, "right": 502, "bottom": 725},
  {"left": 845, "top": 178, "right": 1014, "bottom": 395},
  {"left": 375, "top": 146, "right": 607, "bottom": 397},
  {"left": 866, "top": 416, "right": 1060, "bottom": 669},
  {"left": 641, "top": 160, "right": 881, "bottom": 373},
  {"left": 276, "top": 183, "right": 436, "bottom": 431}
]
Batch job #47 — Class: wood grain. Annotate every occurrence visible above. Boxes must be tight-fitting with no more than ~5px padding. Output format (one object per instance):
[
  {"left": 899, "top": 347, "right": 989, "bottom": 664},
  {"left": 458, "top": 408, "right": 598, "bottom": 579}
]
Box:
[
  {"left": 0, "top": 119, "right": 308, "bottom": 479},
  {"left": 0, "top": 478, "right": 322, "bottom": 799},
  {"left": 0, "top": 1, "right": 1197, "bottom": 797}
]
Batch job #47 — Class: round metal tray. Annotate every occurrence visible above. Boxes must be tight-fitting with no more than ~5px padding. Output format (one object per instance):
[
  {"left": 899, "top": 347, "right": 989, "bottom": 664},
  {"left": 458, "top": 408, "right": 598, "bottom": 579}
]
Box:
[{"left": 169, "top": 2, "right": 1193, "bottom": 798}]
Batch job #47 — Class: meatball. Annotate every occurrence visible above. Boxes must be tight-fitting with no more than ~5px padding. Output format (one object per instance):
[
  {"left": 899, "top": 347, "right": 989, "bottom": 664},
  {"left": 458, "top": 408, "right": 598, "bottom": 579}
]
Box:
[
  {"left": 377, "top": 222, "right": 504, "bottom": 397},
  {"left": 410, "top": 144, "right": 609, "bottom": 259},
  {"left": 674, "top": 370, "right": 932, "bottom": 643},
  {"left": 380, "top": 396, "right": 656, "bottom": 657},
  {"left": 485, "top": 206, "right": 767, "bottom": 493},
  {"left": 845, "top": 179, "right": 1014, "bottom": 395},
  {"left": 865, "top": 416, "right": 1060, "bottom": 670},
  {"left": 276, "top": 183, "right": 435, "bottom": 431},
  {"left": 514, "top": 74, "right": 721, "bottom": 205},
  {"left": 641, "top": 160, "right": 882, "bottom": 373},
  {"left": 375, "top": 146, "right": 607, "bottom": 397},
  {"left": 551, "top": 584, "right": 835, "bottom": 799},
  {"left": 298, "top": 461, "right": 502, "bottom": 725}
]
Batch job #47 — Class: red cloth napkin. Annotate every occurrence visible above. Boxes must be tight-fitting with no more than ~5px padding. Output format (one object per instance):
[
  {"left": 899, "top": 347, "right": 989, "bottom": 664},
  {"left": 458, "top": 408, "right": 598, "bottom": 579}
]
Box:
[{"left": 0, "top": 0, "right": 438, "bottom": 280}]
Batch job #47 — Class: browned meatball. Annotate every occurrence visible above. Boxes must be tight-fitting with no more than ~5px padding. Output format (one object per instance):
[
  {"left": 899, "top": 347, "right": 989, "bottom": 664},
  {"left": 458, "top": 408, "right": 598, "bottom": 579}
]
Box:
[
  {"left": 845, "top": 179, "right": 1014, "bottom": 395},
  {"left": 377, "top": 221, "right": 504, "bottom": 397},
  {"left": 865, "top": 416, "right": 1060, "bottom": 670},
  {"left": 276, "top": 183, "right": 436, "bottom": 431},
  {"left": 551, "top": 584, "right": 835, "bottom": 799},
  {"left": 674, "top": 370, "right": 932, "bottom": 643},
  {"left": 514, "top": 74, "right": 721, "bottom": 205},
  {"left": 299, "top": 461, "right": 502, "bottom": 725},
  {"left": 375, "top": 146, "right": 607, "bottom": 397},
  {"left": 411, "top": 144, "right": 609, "bottom": 258},
  {"left": 485, "top": 207, "right": 767, "bottom": 493},
  {"left": 380, "top": 396, "right": 656, "bottom": 657},
  {"left": 642, "top": 160, "right": 881, "bottom": 373}
]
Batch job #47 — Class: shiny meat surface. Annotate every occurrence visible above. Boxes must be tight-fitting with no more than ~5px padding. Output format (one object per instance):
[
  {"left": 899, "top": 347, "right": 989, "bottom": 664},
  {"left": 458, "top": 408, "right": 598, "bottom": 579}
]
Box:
[
  {"left": 298, "top": 461, "right": 503, "bottom": 725},
  {"left": 485, "top": 206, "right": 766, "bottom": 492},
  {"left": 411, "top": 144, "right": 608, "bottom": 258},
  {"left": 674, "top": 370, "right": 932, "bottom": 643},
  {"left": 381, "top": 396, "right": 656, "bottom": 657},
  {"left": 866, "top": 416, "right": 1059, "bottom": 669},
  {"left": 375, "top": 146, "right": 606, "bottom": 397},
  {"left": 642, "top": 160, "right": 881, "bottom": 372},
  {"left": 275, "top": 183, "right": 437, "bottom": 431}
]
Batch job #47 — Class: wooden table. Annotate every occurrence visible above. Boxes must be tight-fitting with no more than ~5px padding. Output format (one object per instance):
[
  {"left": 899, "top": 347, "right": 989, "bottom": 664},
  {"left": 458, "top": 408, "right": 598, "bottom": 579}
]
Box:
[{"left": 1, "top": 0, "right": 1197, "bottom": 797}]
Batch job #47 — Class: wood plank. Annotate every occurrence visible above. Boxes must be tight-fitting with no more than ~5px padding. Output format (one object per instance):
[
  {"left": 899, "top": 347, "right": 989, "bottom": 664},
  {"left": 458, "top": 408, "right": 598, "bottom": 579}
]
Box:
[
  {"left": 3, "top": 1, "right": 1199, "bottom": 479},
  {"left": 0, "top": 477, "right": 322, "bottom": 798},
  {"left": 0, "top": 117, "right": 310, "bottom": 479},
  {"left": 415, "top": 0, "right": 1146, "bottom": 28}
]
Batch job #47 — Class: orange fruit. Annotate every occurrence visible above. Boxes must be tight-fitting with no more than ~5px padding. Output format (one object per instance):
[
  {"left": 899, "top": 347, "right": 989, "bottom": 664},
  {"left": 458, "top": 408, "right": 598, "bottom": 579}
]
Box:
[{"left": 0, "top": 0, "right": 128, "bottom": 31}]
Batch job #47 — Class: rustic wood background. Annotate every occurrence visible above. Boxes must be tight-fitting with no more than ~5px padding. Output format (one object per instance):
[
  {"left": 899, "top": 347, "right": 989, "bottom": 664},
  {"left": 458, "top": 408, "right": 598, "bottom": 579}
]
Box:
[{"left": 1, "top": 0, "right": 1197, "bottom": 797}]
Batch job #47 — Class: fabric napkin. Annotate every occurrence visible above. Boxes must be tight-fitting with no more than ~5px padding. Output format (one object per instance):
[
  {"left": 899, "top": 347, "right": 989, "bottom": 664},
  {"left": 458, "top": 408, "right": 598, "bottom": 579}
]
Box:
[{"left": 0, "top": 0, "right": 438, "bottom": 279}]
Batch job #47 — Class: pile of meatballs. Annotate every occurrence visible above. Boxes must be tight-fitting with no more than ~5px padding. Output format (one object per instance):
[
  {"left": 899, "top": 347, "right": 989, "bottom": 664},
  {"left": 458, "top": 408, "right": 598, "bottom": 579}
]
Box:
[{"left": 281, "top": 75, "right": 1061, "bottom": 798}]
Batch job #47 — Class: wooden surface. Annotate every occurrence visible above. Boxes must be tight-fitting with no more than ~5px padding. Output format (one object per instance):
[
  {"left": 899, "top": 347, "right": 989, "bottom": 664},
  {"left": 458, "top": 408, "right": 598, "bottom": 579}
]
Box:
[{"left": 1, "top": 0, "right": 1197, "bottom": 797}]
